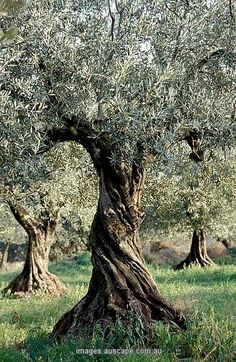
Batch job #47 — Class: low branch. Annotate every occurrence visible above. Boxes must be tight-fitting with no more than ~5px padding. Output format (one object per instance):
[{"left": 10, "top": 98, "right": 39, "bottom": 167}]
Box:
[{"left": 8, "top": 201, "right": 35, "bottom": 232}]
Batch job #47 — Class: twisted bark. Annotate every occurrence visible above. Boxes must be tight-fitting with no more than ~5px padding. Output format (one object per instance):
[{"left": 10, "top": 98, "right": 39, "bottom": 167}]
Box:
[{"left": 51, "top": 161, "right": 185, "bottom": 340}]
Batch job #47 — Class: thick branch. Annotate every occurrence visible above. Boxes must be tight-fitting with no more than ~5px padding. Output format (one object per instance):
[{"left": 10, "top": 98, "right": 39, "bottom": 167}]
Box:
[
  {"left": 8, "top": 202, "right": 35, "bottom": 232},
  {"left": 39, "top": 116, "right": 112, "bottom": 172},
  {"left": 41, "top": 118, "right": 94, "bottom": 153}
]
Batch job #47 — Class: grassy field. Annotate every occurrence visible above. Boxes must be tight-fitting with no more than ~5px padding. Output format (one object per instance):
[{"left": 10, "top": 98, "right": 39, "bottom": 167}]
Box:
[{"left": 0, "top": 253, "right": 235, "bottom": 361}]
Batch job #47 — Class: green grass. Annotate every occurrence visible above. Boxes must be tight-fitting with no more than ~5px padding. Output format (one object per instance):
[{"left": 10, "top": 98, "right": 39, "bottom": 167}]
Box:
[{"left": 0, "top": 253, "right": 235, "bottom": 361}]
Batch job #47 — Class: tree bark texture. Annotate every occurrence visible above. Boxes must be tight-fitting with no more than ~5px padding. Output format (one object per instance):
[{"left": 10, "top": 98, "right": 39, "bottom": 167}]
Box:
[
  {"left": 51, "top": 162, "right": 185, "bottom": 340},
  {"left": 174, "top": 229, "right": 214, "bottom": 270},
  {"left": 0, "top": 242, "right": 9, "bottom": 270},
  {"left": 3, "top": 207, "right": 66, "bottom": 296}
]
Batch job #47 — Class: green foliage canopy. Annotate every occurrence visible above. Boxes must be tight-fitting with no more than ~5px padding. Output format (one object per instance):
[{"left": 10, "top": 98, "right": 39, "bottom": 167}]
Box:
[{"left": 0, "top": 0, "right": 235, "bottom": 168}]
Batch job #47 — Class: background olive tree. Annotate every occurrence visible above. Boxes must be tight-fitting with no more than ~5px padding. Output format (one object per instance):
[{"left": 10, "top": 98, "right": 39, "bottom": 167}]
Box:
[
  {"left": 142, "top": 145, "right": 236, "bottom": 268},
  {"left": 0, "top": 140, "right": 97, "bottom": 295}
]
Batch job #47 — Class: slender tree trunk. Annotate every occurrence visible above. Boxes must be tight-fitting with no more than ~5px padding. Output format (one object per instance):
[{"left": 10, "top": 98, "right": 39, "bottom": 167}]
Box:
[
  {"left": 3, "top": 207, "right": 66, "bottom": 296},
  {"left": 174, "top": 229, "right": 214, "bottom": 270},
  {"left": 0, "top": 242, "right": 10, "bottom": 270},
  {"left": 51, "top": 164, "right": 185, "bottom": 340}
]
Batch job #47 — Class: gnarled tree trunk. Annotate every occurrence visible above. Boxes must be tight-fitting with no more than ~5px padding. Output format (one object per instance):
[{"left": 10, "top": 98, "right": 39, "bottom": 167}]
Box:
[
  {"left": 51, "top": 163, "right": 185, "bottom": 340},
  {"left": 174, "top": 229, "right": 214, "bottom": 270},
  {"left": 3, "top": 206, "right": 66, "bottom": 296},
  {"left": 0, "top": 242, "right": 9, "bottom": 270}
]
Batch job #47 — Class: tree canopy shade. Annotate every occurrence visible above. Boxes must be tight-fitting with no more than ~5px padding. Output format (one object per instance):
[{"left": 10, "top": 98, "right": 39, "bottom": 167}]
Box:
[{"left": 1, "top": 0, "right": 236, "bottom": 339}]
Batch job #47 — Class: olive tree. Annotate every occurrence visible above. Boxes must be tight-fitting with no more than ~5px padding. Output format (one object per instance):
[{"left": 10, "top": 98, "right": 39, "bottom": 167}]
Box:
[
  {"left": 0, "top": 141, "right": 96, "bottom": 295},
  {"left": 1, "top": 0, "right": 235, "bottom": 338},
  {"left": 0, "top": 150, "right": 66, "bottom": 295},
  {"left": 174, "top": 142, "right": 236, "bottom": 269},
  {"left": 143, "top": 144, "right": 236, "bottom": 269}
]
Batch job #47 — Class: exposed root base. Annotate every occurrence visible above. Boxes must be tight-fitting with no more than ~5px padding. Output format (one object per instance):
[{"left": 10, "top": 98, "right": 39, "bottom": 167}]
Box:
[
  {"left": 51, "top": 270, "right": 186, "bottom": 340},
  {"left": 174, "top": 255, "right": 214, "bottom": 270},
  {"left": 3, "top": 270, "right": 66, "bottom": 296}
]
